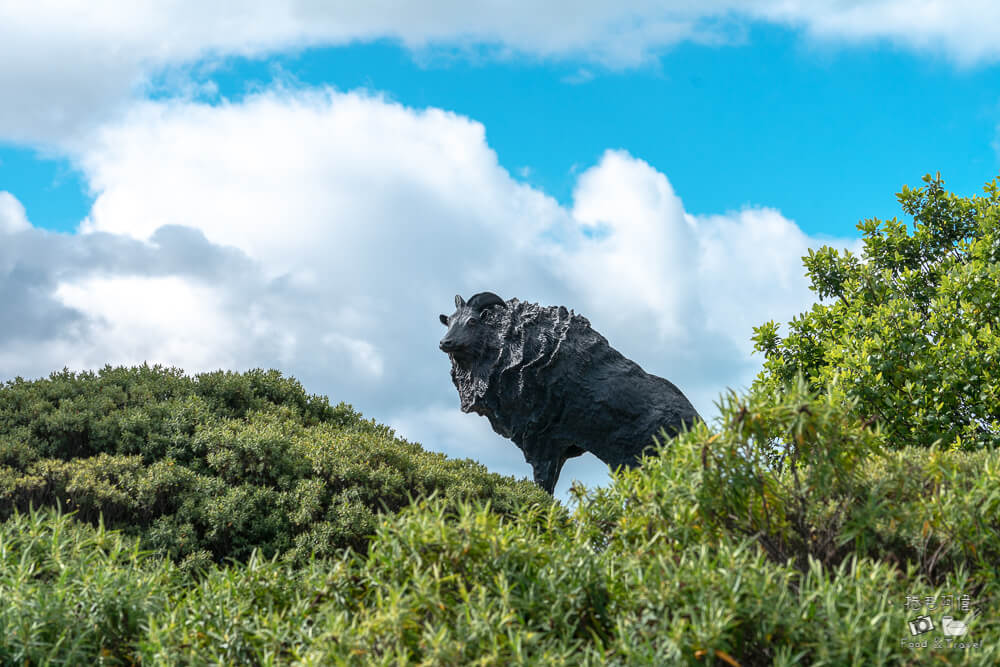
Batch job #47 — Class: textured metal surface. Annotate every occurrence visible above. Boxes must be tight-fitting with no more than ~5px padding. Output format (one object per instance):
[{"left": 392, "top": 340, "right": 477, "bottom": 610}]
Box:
[{"left": 440, "top": 292, "right": 701, "bottom": 494}]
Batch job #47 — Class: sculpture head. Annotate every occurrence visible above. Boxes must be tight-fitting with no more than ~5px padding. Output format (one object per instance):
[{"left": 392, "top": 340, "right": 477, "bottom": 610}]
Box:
[{"left": 438, "top": 292, "right": 506, "bottom": 364}]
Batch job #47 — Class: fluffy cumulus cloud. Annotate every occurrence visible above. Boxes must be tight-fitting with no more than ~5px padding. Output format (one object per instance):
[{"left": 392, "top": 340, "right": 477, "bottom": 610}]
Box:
[
  {"left": 0, "top": 213, "right": 260, "bottom": 372},
  {"left": 758, "top": 1, "right": 1000, "bottom": 66},
  {"left": 3, "top": 2, "right": 998, "bottom": 144},
  {"left": 0, "top": 89, "right": 853, "bottom": 495},
  {"left": 0, "top": 193, "right": 31, "bottom": 234}
]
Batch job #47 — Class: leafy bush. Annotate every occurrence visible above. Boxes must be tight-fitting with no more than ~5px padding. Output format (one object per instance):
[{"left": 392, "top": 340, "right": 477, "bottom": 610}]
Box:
[
  {"left": 752, "top": 174, "right": 1000, "bottom": 451},
  {"left": 4, "top": 373, "right": 998, "bottom": 664},
  {"left": 696, "top": 377, "right": 887, "bottom": 574},
  {"left": 0, "top": 365, "right": 550, "bottom": 564},
  {"left": 574, "top": 381, "right": 998, "bottom": 664},
  {"left": 0, "top": 509, "right": 174, "bottom": 666}
]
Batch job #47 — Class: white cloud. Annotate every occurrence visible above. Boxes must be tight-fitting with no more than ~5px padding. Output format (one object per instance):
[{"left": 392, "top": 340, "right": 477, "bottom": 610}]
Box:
[
  {"left": 693, "top": 206, "right": 817, "bottom": 339},
  {"left": 53, "top": 276, "right": 241, "bottom": 372},
  {"left": 74, "top": 89, "right": 562, "bottom": 277},
  {"left": 759, "top": 1, "right": 1000, "bottom": 66},
  {"left": 560, "top": 150, "right": 703, "bottom": 340},
  {"left": 1, "top": 90, "right": 855, "bottom": 498},
  {"left": 0, "top": 192, "right": 31, "bottom": 234},
  {"left": 4, "top": 2, "right": 1000, "bottom": 146}
]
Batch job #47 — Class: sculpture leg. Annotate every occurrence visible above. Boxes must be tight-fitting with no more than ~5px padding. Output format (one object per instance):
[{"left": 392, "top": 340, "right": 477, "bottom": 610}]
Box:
[{"left": 530, "top": 457, "right": 563, "bottom": 495}]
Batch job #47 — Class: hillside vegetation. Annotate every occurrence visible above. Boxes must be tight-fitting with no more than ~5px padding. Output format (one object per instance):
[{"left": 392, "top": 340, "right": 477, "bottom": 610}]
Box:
[
  {"left": 1, "top": 175, "right": 998, "bottom": 664},
  {"left": 0, "top": 365, "right": 549, "bottom": 567}
]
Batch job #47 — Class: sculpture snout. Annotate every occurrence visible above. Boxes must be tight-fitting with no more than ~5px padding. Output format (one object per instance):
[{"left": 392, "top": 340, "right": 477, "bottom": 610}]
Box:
[{"left": 439, "top": 338, "right": 459, "bottom": 353}]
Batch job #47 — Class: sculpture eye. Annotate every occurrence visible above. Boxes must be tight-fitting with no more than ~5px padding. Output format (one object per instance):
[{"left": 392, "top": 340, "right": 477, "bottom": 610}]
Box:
[{"left": 468, "top": 317, "right": 479, "bottom": 326}]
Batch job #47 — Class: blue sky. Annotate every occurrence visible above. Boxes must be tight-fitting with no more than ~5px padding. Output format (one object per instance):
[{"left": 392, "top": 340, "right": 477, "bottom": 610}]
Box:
[
  {"left": 2, "top": 3, "right": 999, "bottom": 499},
  {"left": 6, "top": 24, "right": 1000, "bottom": 236}
]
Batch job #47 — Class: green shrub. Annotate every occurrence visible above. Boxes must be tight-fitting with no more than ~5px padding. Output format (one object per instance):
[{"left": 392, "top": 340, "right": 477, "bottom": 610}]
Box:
[
  {"left": 568, "top": 376, "right": 998, "bottom": 664},
  {"left": 0, "top": 365, "right": 550, "bottom": 564},
  {"left": 3, "top": 337, "right": 999, "bottom": 663},
  {"left": 0, "top": 508, "right": 174, "bottom": 666},
  {"left": 695, "top": 376, "right": 884, "bottom": 573},
  {"left": 752, "top": 174, "right": 1000, "bottom": 452},
  {"left": 3, "top": 420, "right": 998, "bottom": 665}
]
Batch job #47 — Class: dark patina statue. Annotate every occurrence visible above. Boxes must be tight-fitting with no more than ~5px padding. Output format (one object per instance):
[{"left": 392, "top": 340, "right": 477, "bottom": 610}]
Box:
[{"left": 439, "top": 292, "right": 701, "bottom": 494}]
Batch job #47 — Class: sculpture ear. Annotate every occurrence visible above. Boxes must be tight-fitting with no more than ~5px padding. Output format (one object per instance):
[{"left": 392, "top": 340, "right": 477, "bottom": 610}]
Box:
[
  {"left": 455, "top": 295, "right": 466, "bottom": 308},
  {"left": 439, "top": 314, "right": 449, "bottom": 326}
]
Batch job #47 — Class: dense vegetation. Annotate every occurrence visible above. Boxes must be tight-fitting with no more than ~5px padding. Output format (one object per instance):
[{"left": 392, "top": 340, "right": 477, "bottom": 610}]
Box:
[
  {"left": 1, "top": 176, "right": 998, "bottom": 664},
  {"left": 0, "top": 365, "right": 549, "bottom": 566},
  {"left": 753, "top": 173, "right": 1000, "bottom": 452}
]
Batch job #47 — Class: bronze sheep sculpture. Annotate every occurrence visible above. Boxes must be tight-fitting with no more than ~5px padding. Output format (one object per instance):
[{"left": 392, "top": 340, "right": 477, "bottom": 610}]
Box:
[{"left": 439, "top": 292, "right": 701, "bottom": 494}]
